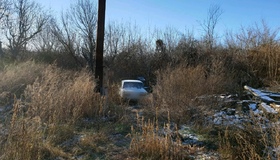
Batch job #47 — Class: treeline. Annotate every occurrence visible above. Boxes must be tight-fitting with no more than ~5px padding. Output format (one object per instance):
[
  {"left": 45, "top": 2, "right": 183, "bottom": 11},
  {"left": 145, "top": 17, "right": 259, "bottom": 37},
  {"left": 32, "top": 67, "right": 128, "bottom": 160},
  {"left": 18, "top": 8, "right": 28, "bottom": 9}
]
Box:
[{"left": 0, "top": 0, "right": 279, "bottom": 93}]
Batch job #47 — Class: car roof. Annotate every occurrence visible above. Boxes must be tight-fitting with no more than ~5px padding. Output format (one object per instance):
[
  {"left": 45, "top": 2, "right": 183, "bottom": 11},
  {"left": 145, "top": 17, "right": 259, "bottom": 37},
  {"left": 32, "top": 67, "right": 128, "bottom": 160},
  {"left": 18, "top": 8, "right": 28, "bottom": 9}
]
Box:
[{"left": 121, "top": 79, "right": 143, "bottom": 83}]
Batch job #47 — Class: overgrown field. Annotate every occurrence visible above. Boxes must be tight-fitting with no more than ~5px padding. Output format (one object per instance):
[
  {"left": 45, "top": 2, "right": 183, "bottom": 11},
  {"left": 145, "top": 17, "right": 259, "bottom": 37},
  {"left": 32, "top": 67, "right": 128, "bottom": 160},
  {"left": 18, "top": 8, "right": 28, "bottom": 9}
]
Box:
[{"left": 0, "top": 60, "right": 280, "bottom": 160}]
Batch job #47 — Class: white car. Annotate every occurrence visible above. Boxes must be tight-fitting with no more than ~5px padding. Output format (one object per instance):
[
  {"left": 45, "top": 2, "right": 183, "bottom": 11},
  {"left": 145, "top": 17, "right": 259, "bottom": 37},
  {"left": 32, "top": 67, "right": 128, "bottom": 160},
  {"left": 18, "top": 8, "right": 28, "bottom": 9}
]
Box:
[{"left": 119, "top": 80, "right": 148, "bottom": 101}]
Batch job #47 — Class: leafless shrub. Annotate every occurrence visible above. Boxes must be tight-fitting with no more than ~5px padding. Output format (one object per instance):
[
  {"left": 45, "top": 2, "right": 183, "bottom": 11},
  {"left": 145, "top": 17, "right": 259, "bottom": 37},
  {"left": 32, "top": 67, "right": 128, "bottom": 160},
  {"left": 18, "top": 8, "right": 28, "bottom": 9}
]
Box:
[
  {"left": 225, "top": 20, "right": 280, "bottom": 85},
  {"left": 151, "top": 64, "right": 226, "bottom": 124}
]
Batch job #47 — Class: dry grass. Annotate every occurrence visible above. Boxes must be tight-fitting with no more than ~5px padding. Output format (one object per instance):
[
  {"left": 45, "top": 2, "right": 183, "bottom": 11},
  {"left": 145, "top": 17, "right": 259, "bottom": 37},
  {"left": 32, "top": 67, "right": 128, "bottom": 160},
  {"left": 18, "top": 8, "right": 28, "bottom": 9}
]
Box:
[
  {"left": 105, "top": 82, "right": 122, "bottom": 105},
  {"left": 1, "top": 56, "right": 279, "bottom": 159},
  {"left": 129, "top": 113, "right": 191, "bottom": 160},
  {"left": 0, "top": 61, "right": 46, "bottom": 97},
  {"left": 78, "top": 131, "right": 109, "bottom": 156},
  {"left": 218, "top": 126, "right": 264, "bottom": 160},
  {"left": 0, "top": 64, "right": 112, "bottom": 159},
  {"left": 150, "top": 64, "right": 226, "bottom": 124},
  {"left": 1, "top": 101, "right": 45, "bottom": 160},
  {"left": 24, "top": 65, "right": 104, "bottom": 125},
  {"left": 218, "top": 114, "right": 280, "bottom": 160}
]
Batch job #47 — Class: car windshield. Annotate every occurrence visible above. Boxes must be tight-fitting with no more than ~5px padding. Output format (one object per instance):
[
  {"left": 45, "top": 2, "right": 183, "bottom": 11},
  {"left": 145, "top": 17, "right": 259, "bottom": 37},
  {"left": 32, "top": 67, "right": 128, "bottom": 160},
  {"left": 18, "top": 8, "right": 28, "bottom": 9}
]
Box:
[{"left": 123, "top": 82, "right": 143, "bottom": 89}]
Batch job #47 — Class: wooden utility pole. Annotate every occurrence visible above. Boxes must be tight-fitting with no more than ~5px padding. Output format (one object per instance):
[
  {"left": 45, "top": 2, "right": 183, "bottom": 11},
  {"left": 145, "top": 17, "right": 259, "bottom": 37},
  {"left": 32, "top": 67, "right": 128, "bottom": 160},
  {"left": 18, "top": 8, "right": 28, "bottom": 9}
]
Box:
[{"left": 95, "top": 0, "right": 106, "bottom": 93}]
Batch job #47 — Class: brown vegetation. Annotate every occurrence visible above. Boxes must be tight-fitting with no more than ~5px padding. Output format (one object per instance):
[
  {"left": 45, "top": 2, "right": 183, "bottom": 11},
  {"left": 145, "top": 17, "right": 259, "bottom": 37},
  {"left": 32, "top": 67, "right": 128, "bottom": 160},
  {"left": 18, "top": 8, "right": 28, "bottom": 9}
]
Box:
[{"left": 0, "top": 62, "right": 141, "bottom": 159}]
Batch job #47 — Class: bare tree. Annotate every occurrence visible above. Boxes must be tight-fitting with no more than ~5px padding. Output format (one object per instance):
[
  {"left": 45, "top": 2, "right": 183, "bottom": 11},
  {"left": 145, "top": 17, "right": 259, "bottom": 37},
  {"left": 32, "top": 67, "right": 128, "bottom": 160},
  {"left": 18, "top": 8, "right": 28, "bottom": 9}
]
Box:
[
  {"left": 51, "top": 12, "right": 84, "bottom": 67},
  {"left": 31, "top": 18, "right": 62, "bottom": 53},
  {"left": 52, "top": 0, "right": 98, "bottom": 71},
  {"left": 0, "top": 0, "right": 10, "bottom": 22},
  {"left": 3, "top": 0, "right": 49, "bottom": 57},
  {"left": 0, "top": 0, "right": 10, "bottom": 56},
  {"left": 120, "top": 22, "right": 143, "bottom": 53},
  {"left": 70, "top": 0, "right": 98, "bottom": 72},
  {"left": 201, "top": 4, "right": 223, "bottom": 51},
  {"left": 105, "top": 21, "right": 126, "bottom": 58}
]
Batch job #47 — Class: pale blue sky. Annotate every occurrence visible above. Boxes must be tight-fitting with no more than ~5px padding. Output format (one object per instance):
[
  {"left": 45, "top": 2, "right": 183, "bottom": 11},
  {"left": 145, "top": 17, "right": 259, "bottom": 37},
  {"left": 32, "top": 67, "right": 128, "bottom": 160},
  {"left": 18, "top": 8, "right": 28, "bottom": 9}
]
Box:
[{"left": 38, "top": 0, "right": 280, "bottom": 38}]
